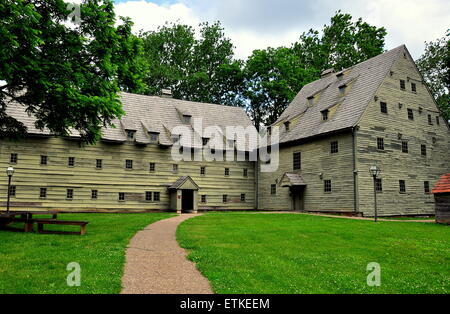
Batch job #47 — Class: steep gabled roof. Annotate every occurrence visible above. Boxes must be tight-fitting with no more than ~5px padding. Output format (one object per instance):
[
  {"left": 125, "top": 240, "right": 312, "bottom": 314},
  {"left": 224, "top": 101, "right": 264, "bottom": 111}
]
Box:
[
  {"left": 5, "top": 92, "right": 257, "bottom": 150},
  {"left": 273, "top": 45, "right": 406, "bottom": 144},
  {"left": 432, "top": 174, "right": 450, "bottom": 194}
]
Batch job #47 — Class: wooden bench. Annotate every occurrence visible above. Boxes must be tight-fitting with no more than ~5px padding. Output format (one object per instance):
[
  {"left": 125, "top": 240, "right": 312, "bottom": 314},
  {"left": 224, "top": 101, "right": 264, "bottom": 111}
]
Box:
[{"left": 35, "top": 219, "right": 89, "bottom": 235}]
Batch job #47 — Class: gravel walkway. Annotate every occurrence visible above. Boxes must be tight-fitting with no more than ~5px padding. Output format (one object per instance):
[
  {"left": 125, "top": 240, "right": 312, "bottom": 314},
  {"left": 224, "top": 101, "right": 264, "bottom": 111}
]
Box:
[{"left": 121, "top": 214, "right": 213, "bottom": 294}]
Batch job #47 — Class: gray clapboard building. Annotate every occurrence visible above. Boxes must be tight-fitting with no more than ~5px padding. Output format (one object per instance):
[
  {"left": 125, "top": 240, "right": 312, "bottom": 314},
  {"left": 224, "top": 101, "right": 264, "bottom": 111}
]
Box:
[{"left": 1, "top": 45, "right": 449, "bottom": 216}]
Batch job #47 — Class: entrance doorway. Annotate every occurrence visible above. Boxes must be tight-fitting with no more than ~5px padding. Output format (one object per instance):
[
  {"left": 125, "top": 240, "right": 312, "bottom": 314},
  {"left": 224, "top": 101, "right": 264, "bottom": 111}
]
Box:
[
  {"left": 181, "top": 190, "right": 194, "bottom": 213},
  {"left": 291, "top": 187, "right": 305, "bottom": 212}
]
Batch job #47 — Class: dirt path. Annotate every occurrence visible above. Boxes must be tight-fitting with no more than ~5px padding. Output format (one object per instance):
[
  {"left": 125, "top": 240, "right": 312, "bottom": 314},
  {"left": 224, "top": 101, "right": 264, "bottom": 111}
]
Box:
[{"left": 121, "top": 214, "right": 213, "bottom": 294}]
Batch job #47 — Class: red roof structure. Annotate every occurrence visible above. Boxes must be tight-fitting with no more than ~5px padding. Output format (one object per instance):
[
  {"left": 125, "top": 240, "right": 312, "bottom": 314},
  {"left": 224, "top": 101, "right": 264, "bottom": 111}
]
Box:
[{"left": 432, "top": 174, "right": 450, "bottom": 194}]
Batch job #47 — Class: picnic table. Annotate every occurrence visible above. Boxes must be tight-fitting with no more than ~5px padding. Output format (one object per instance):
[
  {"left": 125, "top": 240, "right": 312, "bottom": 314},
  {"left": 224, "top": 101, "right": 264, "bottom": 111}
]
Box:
[{"left": 0, "top": 211, "right": 89, "bottom": 235}]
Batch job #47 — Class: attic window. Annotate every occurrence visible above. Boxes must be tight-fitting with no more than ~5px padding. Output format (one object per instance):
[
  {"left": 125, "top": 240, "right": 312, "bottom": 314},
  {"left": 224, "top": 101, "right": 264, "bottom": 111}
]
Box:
[
  {"left": 284, "top": 121, "right": 290, "bottom": 131},
  {"left": 321, "top": 109, "right": 329, "bottom": 121},
  {"left": 126, "top": 130, "right": 136, "bottom": 140},
  {"left": 307, "top": 96, "right": 314, "bottom": 106},
  {"left": 400, "top": 80, "right": 406, "bottom": 90},
  {"left": 338, "top": 85, "right": 347, "bottom": 96},
  {"left": 411, "top": 82, "right": 417, "bottom": 93},
  {"left": 336, "top": 72, "right": 344, "bottom": 79},
  {"left": 149, "top": 132, "right": 159, "bottom": 142},
  {"left": 183, "top": 115, "right": 192, "bottom": 124}
]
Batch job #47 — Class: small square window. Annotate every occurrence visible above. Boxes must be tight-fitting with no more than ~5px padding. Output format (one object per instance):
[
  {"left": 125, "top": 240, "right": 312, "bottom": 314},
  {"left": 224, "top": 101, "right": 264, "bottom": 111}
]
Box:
[
  {"left": 126, "top": 159, "right": 133, "bottom": 169},
  {"left": 96, "top": 159, "right": 102, "bottom": 169},
  {"left": 284, "top": 121, "right": 290, "bottom": 132},
  {"left": 145, "top": 191, "right": 152, "bottom": 201},
  {"left": 68, "top": 157, "right": 75, "bottom": 167},
  {"left": 407, "top": 108, "right": 414, "bottom": 120},
  {"left": 271, "top": 184, "right": 277, "bottom": 195},
  {"left": 173, "top": 164, "right": 178, "bottom": 173},
  {"left": 293, "top": 152, "right": 301, "bottom": 170},
  {"left": 126, "top": 130, "right": 135, "bottom": 140},
  {"left": 324, "top": 180, "right": 332, "bottom": 193},
  {"left": 243, "top": 168, "right": 248, "bottom": 177},
  {"left": 321, "top": 110, "right": 329, "bottom": 121},
  {"left": 377, "top": 138, "right": 385, "bottom": 150},
  {"left": 380, "top": 102, "right": 388, "bottom": 114},
  {"left": 240, "top": 194, "right": 246, "bottom": 202},
  {"left": 375, "top": 179, "right": 383, "bottom": 192},
  {"left": 40, "top": 188, "right": 47, "bottom": 198},
  {"left": 149, "top": 163, "right": 156, "bottom": 172},
  {"left": 402, "top": 141, "right": 409, "bottom": 153},
  {"left": 183, "top": 115, "right": 192, "bottom": 124},
  {"left": 399, "top": 180, "right": 406, "bottom": 193},
  {"left": 91, "top": 190, "right": 98, "bottom": 199},
  {"left": 223, "top": 195, "right": 228, "bottom": 203},
  {"left": 10, "top": 153, "right": 18, "bottom": 164},
  {"left": 149, "top": 133, "right": 159, "bottom": 142},
  {"left": 40, "top": 155, "right": 48, "bottom": 165},
  {"left": 421, "top": 145, "right": 427, "bottom": 156},
  {"left": 428, "top": 114, "right": 433, "bottom": 125},
  {"left": 411, "top": 82, "right": 416, "bottom": 93},
  {"left": 200, "top": 166, "right": 206, "bottom": 176},
  {"left": 154, "top": 192, "right": 160, "bottom": 202},
  {"left": 67, "top": 189, "right": 73, "bottom": 199},
  {"left": 201, "top": 195, "right": 207, "bottom": 203},
  {"left": 424, "top": 181, "right": 430, "bottom": 194},
  {"left": 118, "top": 192, "right": 125, "bottom": 201},
  {"left": 224, "top": 168, "right": 230, "bottom": 176},
  {"left": 330, "top": 141, "right": 339, "bottom": 154},
  {"left": 8, "top": 185, "right": 16, "bottom": 197},
  {"left": 400, "top": 80, "right": 406, "bottom": 90}
]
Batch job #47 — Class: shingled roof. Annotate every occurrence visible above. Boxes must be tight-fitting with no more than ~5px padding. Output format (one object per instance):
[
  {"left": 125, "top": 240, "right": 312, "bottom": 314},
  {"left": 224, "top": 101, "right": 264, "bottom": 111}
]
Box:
[
  {"left": 271, "top": 45, "right": 407, "bottom": 145},
  {"left": 432, "top": 174, "right": 450, "bottom": 194},
  {"left": 5, "top": 92, "right": 257, "bottom": 150}
]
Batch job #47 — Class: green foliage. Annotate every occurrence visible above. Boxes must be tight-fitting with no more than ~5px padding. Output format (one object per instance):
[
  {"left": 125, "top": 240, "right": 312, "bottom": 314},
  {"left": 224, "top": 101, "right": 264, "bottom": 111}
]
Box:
[
  {"left": 141, "top": 21, "right": 244, "bottom": 107},
  {"left": 178, "top": 213, "right": 450, "bottom": 294},
  {"left": 0, "top": 0, "right": 145, "bottom": 144},
  {"left": 416, "top": 34, "right": 450, "bottom": 121},
  {"left": 0, "top": 213, "right": 172, "bottom": 293},
  {"left": 245, "top": 11, "right": 387, "bottom": 127}
]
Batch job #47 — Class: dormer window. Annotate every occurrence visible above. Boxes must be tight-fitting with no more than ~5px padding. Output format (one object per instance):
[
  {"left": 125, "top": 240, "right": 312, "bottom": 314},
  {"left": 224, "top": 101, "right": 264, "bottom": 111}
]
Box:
[
  {"left": 183, "top": 115, "right": 192, "bottom": 124},
  {"left": 149, "top": 132, "right": 159, "bottom": 142},
  {"left": 284, "top": 121, "right": 290, "bottom": 132},
  {"left": 172, "top": 134, "right": 180, "bottom": 143},
  {"left": 338, "top": 84, "right": 347, "bottom": 96},
  {"left": 126, "top": 130, "right": 136, "bottom": 140},
  {"left": 321, "top": 109, "right": 329, "bottom": 121},
  {"left": 307, "top": 96, "right": 314, "bottom": 106},
  {"left": 336, "top": 72, "right": 344, "bottom": 79}
]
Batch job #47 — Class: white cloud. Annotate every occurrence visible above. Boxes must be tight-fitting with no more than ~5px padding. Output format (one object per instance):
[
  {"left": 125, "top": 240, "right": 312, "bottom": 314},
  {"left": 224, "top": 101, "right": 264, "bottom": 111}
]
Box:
[
  {"left": 114, "top": 1, "right": 200, "bottom": 33},
  {"left": 114, "top": 0, "right": 450, "bottom": 60}
]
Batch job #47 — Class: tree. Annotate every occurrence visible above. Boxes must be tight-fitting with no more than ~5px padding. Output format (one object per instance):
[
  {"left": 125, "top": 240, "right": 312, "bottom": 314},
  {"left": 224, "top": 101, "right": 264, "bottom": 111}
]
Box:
[
  {"left": 140, "top": 21, "right": 244, "bottom": 107},
  {"left": 245, "top": 11, "right": 387, "bottom": 127},
  {"left": 416, "top": 34, "right": 450, "bottom": 121},
  {"left": 0, "top": 0, "right": 145, "bottom": 144}
]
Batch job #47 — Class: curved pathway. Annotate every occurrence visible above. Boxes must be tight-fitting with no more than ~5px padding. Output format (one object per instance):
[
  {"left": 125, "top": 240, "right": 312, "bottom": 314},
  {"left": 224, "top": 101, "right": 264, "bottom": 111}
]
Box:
[{"left": 121, "top": 214, "right": 213, "bottom": 294}]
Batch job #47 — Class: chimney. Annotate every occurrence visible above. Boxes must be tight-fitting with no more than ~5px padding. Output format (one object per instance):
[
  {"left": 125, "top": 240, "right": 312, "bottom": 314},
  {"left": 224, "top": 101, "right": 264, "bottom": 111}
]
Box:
[
  {"left": 161, "top": 89, "right": 172, "bottom": 98},
  {"left": 321, "top": 68, "right": 335, "bottom": 78}
]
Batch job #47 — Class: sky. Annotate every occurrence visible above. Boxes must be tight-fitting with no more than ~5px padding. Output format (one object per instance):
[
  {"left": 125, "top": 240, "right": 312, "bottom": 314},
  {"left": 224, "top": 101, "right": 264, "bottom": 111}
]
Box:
[{"left": 90, "top": 0, "right": 449, "bottom": 60}]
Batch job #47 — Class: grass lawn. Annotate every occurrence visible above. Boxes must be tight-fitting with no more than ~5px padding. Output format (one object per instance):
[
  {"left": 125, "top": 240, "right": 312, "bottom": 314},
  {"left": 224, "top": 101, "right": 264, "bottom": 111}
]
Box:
[
  {"left": 177, "top": 213, "right": 449, "bottom": 294},
  {"left": 0, "top": 213, "right": 173, "bottom": 294}
]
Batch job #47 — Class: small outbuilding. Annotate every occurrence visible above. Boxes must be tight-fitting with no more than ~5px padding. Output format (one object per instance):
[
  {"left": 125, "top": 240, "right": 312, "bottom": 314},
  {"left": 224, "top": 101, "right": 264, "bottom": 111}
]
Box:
[{"left": 432, "top": 174, "right": 450, "bottom": 224}]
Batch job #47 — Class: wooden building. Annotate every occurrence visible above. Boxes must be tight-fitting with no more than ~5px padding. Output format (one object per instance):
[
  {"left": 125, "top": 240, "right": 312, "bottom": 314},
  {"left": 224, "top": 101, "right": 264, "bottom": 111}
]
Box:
[
  {"left": 259, "top": 45, "right": 450, "bottom": 216},
  {"left": 1, "top": 45, "right": 449, "bottom": 216},
  {"left": 0, "top": 92, "right": 257, "bottom": 213},
  {"left": 432, "top": 174, "right": 450, "bottom": 224}
]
